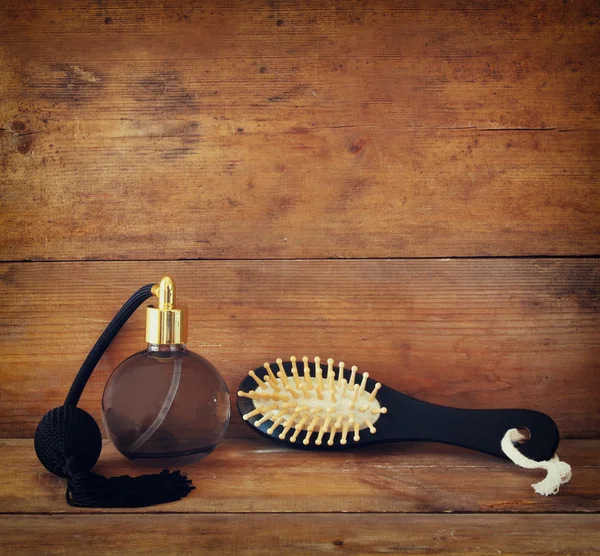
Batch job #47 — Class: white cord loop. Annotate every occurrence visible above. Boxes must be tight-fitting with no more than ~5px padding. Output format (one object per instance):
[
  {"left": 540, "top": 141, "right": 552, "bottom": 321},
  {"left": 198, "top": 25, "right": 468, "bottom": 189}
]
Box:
[{"left": 501, "top": 428, "right": 572, "bottom": 496}]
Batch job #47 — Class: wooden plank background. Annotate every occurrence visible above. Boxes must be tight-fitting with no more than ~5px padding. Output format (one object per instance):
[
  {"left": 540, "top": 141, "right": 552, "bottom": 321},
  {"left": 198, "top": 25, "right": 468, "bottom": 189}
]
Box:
[
  {"left": 1, "top": 0, "right": 599, "bottom": 260},
  {"left": 1, "top": 0, "right": 599, "bottom": 553},
  {"left": 1, "top": 259, "right": 599, "bottom": 439}
]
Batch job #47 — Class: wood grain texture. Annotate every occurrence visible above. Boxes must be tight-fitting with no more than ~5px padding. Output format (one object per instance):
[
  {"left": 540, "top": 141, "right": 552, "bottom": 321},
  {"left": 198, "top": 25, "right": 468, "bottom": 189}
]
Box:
[
  {"left": 1, "top": 259, "right": 598, "bottom": 438},
  {"left": 1, "top": 438, "right": 598, "bottom": 514},
  {"left": 1, "top": 513, "right": 599, "bottom": 555},
  {"left": 1, "top": 0, "right": 599, "bottom": 260}
]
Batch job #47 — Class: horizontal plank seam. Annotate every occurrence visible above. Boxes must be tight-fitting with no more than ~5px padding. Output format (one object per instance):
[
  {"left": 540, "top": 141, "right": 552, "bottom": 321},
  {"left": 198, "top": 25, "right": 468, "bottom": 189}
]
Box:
[
  {"left": 1, "top": 510, "right": 597, "bottom": 516},
  {"left": 2, "top": 255, "right": 600, "bottom": 264}
]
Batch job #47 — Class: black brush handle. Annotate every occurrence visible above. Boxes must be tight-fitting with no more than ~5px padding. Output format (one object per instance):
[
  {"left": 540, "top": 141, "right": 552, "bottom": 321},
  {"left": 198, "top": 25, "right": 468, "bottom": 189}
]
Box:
[{"left": 376, "top": 388, "right": 559, "bottom": 461}]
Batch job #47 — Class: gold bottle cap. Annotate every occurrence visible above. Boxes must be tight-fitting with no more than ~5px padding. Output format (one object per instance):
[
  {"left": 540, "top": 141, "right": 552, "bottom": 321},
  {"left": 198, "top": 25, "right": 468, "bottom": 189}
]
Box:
[{"left": 145, "top": 276, "right": 188, "bottom": 344}]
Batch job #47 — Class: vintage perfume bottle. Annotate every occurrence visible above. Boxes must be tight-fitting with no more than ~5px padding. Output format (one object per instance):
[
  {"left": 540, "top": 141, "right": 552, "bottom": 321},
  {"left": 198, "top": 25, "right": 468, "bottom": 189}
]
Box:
[{"left": 102, "top": 277, "right": 230, "bottom": 466}]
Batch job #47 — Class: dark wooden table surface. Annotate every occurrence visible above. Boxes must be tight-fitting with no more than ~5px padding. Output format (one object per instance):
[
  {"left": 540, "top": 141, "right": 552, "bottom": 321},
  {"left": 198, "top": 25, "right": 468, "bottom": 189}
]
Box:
[{"left": 1, "top": 1, "right": 599, "bottom": 554}]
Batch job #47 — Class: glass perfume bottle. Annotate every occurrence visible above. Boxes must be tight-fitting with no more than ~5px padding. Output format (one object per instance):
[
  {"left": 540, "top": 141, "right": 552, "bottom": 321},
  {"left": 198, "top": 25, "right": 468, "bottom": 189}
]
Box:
[{"left": 102, "top": 277, "right": 230, "bottom": 466}]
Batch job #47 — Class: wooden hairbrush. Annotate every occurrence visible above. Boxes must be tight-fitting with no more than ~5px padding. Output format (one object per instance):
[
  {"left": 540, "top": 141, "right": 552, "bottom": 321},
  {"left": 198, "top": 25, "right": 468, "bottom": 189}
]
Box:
[{"left": 236, "top": 356, "right": 560, "bottom": 461}]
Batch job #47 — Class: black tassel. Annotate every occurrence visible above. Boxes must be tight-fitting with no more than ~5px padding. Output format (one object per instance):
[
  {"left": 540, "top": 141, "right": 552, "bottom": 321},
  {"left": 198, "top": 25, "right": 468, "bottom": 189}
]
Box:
[{"left": 66, "top": 469, "right": 194, "bottom": 508}]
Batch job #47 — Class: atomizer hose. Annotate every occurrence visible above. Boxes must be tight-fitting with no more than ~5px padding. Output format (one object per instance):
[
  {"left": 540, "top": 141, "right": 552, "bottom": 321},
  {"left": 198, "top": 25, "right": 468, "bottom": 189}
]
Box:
[{"left": 64, "top": 284, "right": 155, "bottom": 407}]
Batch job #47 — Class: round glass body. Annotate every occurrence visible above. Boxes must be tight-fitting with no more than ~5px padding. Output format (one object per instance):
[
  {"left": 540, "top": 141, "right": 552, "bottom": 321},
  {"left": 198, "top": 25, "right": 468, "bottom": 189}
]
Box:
[{"left": 102, "top": 344, "right": 230, "bottom": 466}]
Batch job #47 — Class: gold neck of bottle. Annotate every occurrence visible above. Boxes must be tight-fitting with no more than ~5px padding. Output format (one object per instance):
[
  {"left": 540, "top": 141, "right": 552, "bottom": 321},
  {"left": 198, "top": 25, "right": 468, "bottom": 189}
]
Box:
[{"left": 145, "top": 276, "right": 188, "bottom": 344}]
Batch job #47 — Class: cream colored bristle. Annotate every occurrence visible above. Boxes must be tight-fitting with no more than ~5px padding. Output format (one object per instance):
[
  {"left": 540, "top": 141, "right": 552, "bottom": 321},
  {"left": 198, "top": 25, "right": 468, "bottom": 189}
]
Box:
[
  {"left": 264, "top": 376, "right": 281, "bottom": 392},
  {"left": 339, "top": 379, "right": 348, "bottom": 398},
  {"left": 359, "top": 404, "right": 369, "bottom": 412},
  {"left": 330, "top": 390, "right": 337, "bottom": 403},
  {"left": 327, "top": 427, "right": 337, "bottom": 446},
  {"left": 246, "top": 391, "right": 264, "bottom": 400},
  {"left": 365, "top": 418, "right": 376, "bottom": 434},
  {"left": 316, "top": 365, "right": 324, "bottom": 391},
  {"left": 269, "top": 409, "right": 286, "bottom": 423},
  {"left": 316, "top": 418, "right": 330, "bottom": 445},
  {"left": 304, "top": 417, "right": 319, "bottom": 444},
  {"left": 255, "top": 411, "right": 274, "bottom": 426},
  {"left": 287, "top": 406, "right": 300, "bottom": 422},
  {"left": 282, "top": 402, "right": 298, "bottom": 409},
  {"left": 279, "top": 421, "right": 294, "bottom": 439},
  {"left": 372, "top": 407, "right": 388, "bottom": 415},
  {"left": 359, "top": 372, "right": 370, "bottom": 395},
  {"left": 337, "top": 361, "right": 345, "bottom": 386},
  {"left": 276, "top": 358, "right": 285, "bottom": 373},
  {"left": 302, "top": 356, "right": 313, "bottom": 389},
  {"left": 264, "top": 362, "right": 278, "bottom": 383},
  {"left": 277, "top": 370, "right": 290, "bottom": 388},
  {"left": 327, "top": 405, "right": 336, "bottom": 414},
  {"left": 300, "top": 383, "right": 311, "bottom": 399},
  {"left": 243, "top": 406, "right": 265, "bottom": 420},
  {"left": 353, "top": 422, "right": 360, "bottom": 441},
  {"left": 290, "top": 415, "right": 309, "bottom": 443},
  {"left": 316, "top": 359, "right": 325, "bottom": 391},
  {"left": 348, "top": 412, "right": 355, "bottom": 425},
  {"left": 297, "top": 414, "right": 310, "bottom": 428},
  {"left": 303, "top": 428, "right": 315, "bottom": 445},
  {"left": 290, "top": 356, "right": 301, "bottom": 387},
  {"left": 267, "top": 417, "right": 285, "bottom": 434},
  {"left": 285, "top": 385, "right": 299, "bottom": 399},
  {"left": 248, "top": 371, "right": 267, "bottom": 390},
  {"left": 310, "top": 407, "right": 320, "bottom": 414},
  {"left": 315, "top": 424, "right": 327, "bottom": 446},
  {"left": 341, "top": 422, "right": 350, "bottom": 444},
  {"left": 241, "top": 390, "right": 278, "bottom": 401},
  {"left": 349, "top": 384, "right": 360, "bottom": 409},
  {"left": 334, "top": 415, "right": 343, "bottom": 429},
  {"left": 368, "top": 382, "right": 381, "bottom": 402},
  {"left": 349, "top": 366, "right": 358, "bottom": 389},
  {"left": 327, "top": 359, "right": 335, "bottom": 390}
]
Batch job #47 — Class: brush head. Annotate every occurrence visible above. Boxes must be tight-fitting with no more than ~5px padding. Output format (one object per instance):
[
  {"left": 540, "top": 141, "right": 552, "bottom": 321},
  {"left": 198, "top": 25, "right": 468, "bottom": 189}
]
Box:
[{"left": 236, "top": 357, "right": 388, "bottom": 448}]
